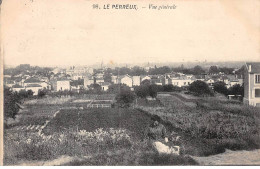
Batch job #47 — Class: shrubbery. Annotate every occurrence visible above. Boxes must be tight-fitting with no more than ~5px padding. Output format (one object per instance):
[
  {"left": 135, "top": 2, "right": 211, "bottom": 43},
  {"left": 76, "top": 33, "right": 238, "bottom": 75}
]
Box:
[
  {"left": 135, "top": 84, "right": 182, "bottom": 99},
  {"left": 188, "top": 80, "right": 214, "bottom": 96},
  {"left": 213, "top": 81, "right": 229, "bottom": 95},
  {"left": 115, "top": 89, "right": 136, "bottom": 108},
  {"left": 4, "top": 87, "right": 22, "bottom": 120},
  {"left": 140, "top": 93, "right": 260, "bottom": 156}
]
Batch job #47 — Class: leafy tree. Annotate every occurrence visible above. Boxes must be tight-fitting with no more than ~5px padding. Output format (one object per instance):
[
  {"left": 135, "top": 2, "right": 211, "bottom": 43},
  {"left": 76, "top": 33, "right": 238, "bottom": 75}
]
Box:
[
  {"left": 70, "top": 79, "right": 84, "bottom": 87},
  {"left": 107, "top": 84, "right": 131, "bottom": 94},
  {"left": 89, "top": 84, "right": 102, "bottom": 94},
  {"left": 141, "top": 79, "right": 151, "bottom": 86},
  {"left": 135, "top": 85, "right": 150, "bottom": 98},
  {"left": 218, "top": 67, "right": 234, "bottom": 75},
  {"left": 4, "top": 87, "right": 22, "bottom": 120},
  {"left": 209, "top": 66, "right": 219, "bottom": 74},
  {"left": 115, "top": 89, "right": 136, "bottom": 108},
  {"left": 193, "top": 65, "right": 205, "bottom": 75},
  {"left": 104, "top": 72, "right": 112, "bottom": 83},
  {"left": 182, "top": 68, "right": 193, "bottom": 75},
  {"left": 27, "top": 90, "right": 34, "bottom": 97},
  {"left": 148, "top": 66, "right": 171, "bottom": 75},
  {"left": 18, "top": 89, "right": 34, "bottom": 98},
  {"left": 38, "top": 89, "right": 47, "bottom": 98},
  {"left": 188, "top": 80, "right": 214, "bottom": 96},
  {"left": 149, "top": 84, "right": 159, "bottom": 98},
  {"left": 18, "top": 90, "right": 29, "bottom": 98},
  {"left": 117, "top": 67, "right": 131, "bottom": 75},
  {"left": 130, "top": 66, "right": 146, "bottom": 76},
  {"left": 229, "top": 84, "right": 244, "bottom": 96},
  {"left": 213, "top": 81, "right": 229, "bottom": 95}
]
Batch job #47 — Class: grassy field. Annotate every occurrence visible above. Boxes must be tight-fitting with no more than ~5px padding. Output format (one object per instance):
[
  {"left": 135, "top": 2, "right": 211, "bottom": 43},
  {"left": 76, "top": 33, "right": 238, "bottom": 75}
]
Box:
[
  {"left": 137, "top": 92, "right": 260, "bottom": 156},
  {"left": 4, "top": 95, "right": 198, "bottom": 165},
  {"left": 5, "top": 92, "right": 259, "bottom": 165}
]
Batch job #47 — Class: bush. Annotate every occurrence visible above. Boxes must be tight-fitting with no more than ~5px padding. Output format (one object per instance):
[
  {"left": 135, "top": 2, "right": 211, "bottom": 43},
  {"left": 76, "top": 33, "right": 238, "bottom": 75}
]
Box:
[
  {"left": 4, "top": 87, "right": 22, "bottom": 120},
  {"left": 38, "top": 89, "right": 48, "bottom": 98},
  {"left": 107, "top": 84, "right": 131, "bottom": 94},
  {"left": 18, "top": 89, "right": 34, "bottom": 98},
  {"left": 229, "top": 84, "right": 244, "bottom": 97},
  {"left": 135, "top": 85, "right": 149, "bottom": 98},
  {"left": 213, "top": 81, "right": 229, "bottom": 95},
  {"left": 188, "top": 80, "right": 214, "bottom": 96},
  {"left": 162, "top": 84, "right": 182, "bottom": 92},
  {"left": 116, "top": 90, "right": 136, "bottom": 108}
]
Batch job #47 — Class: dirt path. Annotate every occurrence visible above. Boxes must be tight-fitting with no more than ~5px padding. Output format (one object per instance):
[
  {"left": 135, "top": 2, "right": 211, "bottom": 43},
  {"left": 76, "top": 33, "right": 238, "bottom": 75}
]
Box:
[{"left": 192, "top": 149, "right": 260, "bottom": 165}]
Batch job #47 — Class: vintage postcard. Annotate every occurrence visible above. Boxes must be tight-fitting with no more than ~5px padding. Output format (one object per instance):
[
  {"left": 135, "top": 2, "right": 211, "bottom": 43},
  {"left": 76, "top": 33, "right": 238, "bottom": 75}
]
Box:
[{"left": 1, "top": 0, "right": 260, "bottom": 166}]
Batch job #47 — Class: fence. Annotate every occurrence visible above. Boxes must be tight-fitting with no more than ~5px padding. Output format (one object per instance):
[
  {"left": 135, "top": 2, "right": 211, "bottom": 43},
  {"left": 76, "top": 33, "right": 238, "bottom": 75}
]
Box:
[{"left": 87, "top": 104, "right": 112, "bottom": 108}]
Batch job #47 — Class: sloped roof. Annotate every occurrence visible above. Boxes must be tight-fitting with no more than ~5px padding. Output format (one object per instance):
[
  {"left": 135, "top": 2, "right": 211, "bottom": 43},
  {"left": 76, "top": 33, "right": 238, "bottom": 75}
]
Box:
[
  {"left": 26, "top": 84, "right": 42, "bottom": 87},
  {"left": 24, "top": 78, "right": 41, "bottom": 83},
  {"left": 119, "top": 74, "right": 132, "bottom": 80},
  {"left": 246, "top": 62, "right": 260, "bottom": 73},
  {"left": 57, "top": 77, "right": 70, "bottom": 81},
  {"left": 140, "top": 75, "right": 150, "bottom": 79},
  {"left": 99, "top": 82, "right": 111, "bottom": 86},
  {"left": 12, "top": 84, "right": 24, "bottom": 88}
]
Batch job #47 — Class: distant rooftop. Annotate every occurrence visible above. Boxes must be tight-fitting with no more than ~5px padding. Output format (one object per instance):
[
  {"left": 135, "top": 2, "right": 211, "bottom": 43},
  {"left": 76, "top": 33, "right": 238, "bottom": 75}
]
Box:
[
  {"left": 246, "top": 62, "right": 260, "bottom": 73},
  {"left": 26, "top": 84, "right": 42, "bottom": 87},
  {"left": 12, "top": 84, "right": 24, "bottom": 88},
  {"left": 24, "top": 78, "right": 41, "bottom": 83}
]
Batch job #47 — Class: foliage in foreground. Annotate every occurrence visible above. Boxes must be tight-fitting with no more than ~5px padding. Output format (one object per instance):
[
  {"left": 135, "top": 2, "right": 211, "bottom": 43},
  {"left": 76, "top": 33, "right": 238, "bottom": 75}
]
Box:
[
  {"left": 4, "top": 87, "right": 23, "bottom": 120},
  {"left": 138, "top": 93, "right": 260, "bottom": 156},
  {"left": 4, "top": 128, "right": 197, "bottom": 165}
]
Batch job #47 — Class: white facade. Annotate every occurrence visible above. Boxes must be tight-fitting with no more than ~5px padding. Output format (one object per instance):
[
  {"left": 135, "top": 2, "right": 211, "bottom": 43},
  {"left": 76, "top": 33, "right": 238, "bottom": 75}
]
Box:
[
  {"left": 101, "top": 85, "right": 109, "bottom": 91},
  {"left": 111, "top": 76, "right": 118, "bottom": 84},
  {"left": 169, "top": 78, "right": 194, "bottom": 87},
  {"left": 120, "top": 75, "right": 133, "bottom": 87},
  {"left": 57, "top": 80, "right": 70, "bottom": 91},
  {"left": 132, "top": 76, "right": 141, "bottom": 86},
  {"left": 84, "top": 78, "right": 94, "bottom": 89},
  {"left": 141, "top": 76, "right": 151, "bottom": 82},
  {"left": 12, "top": 87, "right": 25, "bottom": 93}
]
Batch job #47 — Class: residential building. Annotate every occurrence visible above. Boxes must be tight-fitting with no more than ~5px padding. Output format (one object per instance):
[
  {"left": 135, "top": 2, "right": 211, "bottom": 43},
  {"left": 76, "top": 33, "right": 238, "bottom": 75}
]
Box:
[
  {"left": 111, "top": 76, "right": 118, "bottom": 84},
  {"left": 243, "top": 62, "right": 260, "bottom": 107},
  {"left": 100, "top": 82, "right": 111, "bottom": 91},
  {"left": 120, "top": 75, "right": 133, "bottom": 87},
  {"left": 95, "top": 77, "right": 104, "bottom": 84},
  {"left": 84, "top": 76, "right": 94, "bottom": 89},
  {"left": 25, "top": 84, "right": 43, "bottom": 95},
  {"left": 141, "top": 75, "right": 151, "bottom": 82},
  {"left": 24, "top": 78, "right": 42, "bottom": 87},
  {"left": 205, "top": 78, "right": 215, "bottom": 87},
  {"left": 132, "top": 76, "right": 141, "bottom": 86},
  {"left": 167, "top": 74, "right": 195, "bottom": 87},
  {"left": 56, "top": 79, "right": 71, "bottom": 91},
  {"left": 12, "top": 84, "right": 25, "bottom": 93}
]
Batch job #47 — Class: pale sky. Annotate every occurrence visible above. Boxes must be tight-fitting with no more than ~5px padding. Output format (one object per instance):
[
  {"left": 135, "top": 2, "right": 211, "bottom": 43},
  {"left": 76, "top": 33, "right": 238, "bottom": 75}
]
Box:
[{"left": 1, "top": 0, "right": 260, "bottom": 66}]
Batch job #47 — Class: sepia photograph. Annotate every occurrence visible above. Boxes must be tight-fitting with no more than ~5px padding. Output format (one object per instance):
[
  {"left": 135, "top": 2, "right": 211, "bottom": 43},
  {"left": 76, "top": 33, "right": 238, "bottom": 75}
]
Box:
[{"left": 1, "top": 0, "right": 260, "bottom": 166}]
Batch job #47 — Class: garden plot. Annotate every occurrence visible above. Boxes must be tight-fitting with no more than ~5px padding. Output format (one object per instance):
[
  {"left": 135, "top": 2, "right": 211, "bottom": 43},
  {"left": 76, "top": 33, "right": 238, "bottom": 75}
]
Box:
[
  {"left": 42, "top": 108, "right": 153, "bottom": 139},
  {"left": 139, "top": 92, "right": 260, "bottom": 156}
]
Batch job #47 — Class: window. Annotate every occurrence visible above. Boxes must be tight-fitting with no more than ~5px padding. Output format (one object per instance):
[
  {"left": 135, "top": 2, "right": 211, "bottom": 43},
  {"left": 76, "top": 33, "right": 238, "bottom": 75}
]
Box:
[
  {"left": 256, "top": 75, "right": 260, "bottom": 84},
  {"left": 255, "top": 89, "right": 260, "bottom": 98}
]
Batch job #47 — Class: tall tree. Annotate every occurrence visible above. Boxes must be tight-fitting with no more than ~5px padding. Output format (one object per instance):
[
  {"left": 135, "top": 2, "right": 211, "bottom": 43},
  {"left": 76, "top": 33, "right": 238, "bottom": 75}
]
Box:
[
  {"left": 193, "top": 65, "right": 205, "bottom": 75},
  {"left": 4, "top": 87, "right": 22, "bottom": 120},
  {"left": 209, "top": 66, "right": 219, "bottom": 74},
  {"left": 189, "top": 80, "right": 214, "bottom": 96}
]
